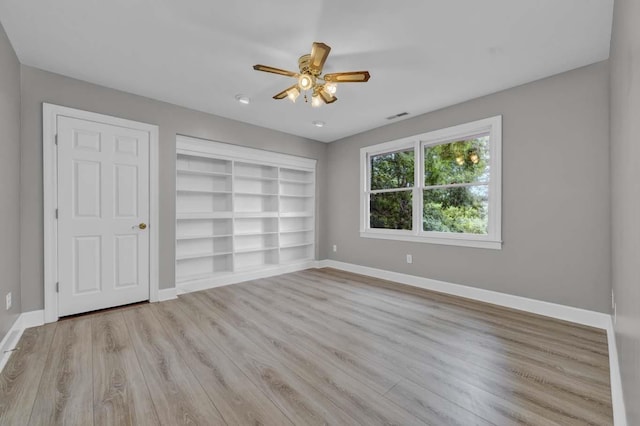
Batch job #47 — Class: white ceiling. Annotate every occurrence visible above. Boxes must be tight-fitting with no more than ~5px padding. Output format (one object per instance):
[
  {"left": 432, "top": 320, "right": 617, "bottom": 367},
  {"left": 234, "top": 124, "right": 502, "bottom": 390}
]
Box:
[{"left": 0, "top": 0, "right": 613, "bottom": 143}]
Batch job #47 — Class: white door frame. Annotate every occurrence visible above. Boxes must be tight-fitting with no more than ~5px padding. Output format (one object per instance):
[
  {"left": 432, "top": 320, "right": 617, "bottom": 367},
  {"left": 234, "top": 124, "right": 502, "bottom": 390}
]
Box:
[{"left": 43, "top": 103, "right": 160, "bottom": 323}]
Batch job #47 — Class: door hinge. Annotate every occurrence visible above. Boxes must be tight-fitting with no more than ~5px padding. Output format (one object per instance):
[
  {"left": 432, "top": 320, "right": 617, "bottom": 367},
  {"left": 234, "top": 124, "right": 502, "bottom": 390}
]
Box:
[
  {"left": 55, "top": 208, "right": 58, "bottom": 219},
  {"left": 54, "top": 134, "right": 58, "bottom": 145},
  {"left": 55, "top": 282, "right": 59, "bottom": 293}
]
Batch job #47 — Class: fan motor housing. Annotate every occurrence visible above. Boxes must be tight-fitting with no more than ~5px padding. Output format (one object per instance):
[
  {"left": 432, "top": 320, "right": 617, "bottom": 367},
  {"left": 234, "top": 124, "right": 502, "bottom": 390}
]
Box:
[{"left": 298, "top": 54, "right": 319, "bottom": 76}]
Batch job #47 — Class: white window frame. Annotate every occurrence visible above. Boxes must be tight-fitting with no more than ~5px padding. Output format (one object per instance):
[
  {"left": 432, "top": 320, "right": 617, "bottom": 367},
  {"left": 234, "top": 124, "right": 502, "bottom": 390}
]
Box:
[{"left": 360, "top": 115, "right": 502, "bottom": 250}]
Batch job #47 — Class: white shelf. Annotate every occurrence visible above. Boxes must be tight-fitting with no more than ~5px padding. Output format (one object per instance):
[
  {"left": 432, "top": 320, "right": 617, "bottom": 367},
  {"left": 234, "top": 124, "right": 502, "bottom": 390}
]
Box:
[
  {"left": 279, "top": 212, "right": 313, "bottom": 218},
  {"left": 235, "top": 192, "right": 279, "bottom": 197},
  {"left": 176, "top": 137, "right": 316, "bottom": 285},
  {"left": 177, "top": 212, "right": 233, "bottom": 220},
  {"left": 234, "top": 231, "right": 278, "bottom": 236},
  {"left": 279, "top": 228, "right": 313, "bottom": 234},
  {"left": 177, "top": 251, "right": 233, "bottom": 261},
  {"left": 177, "top": 168, "right": 232, "bottom": 177},
  {"left": 234, "top": 174, "right": 279, "bottom": 182},
  {"left": 280, "top": 242, "right": 313, "bottom": 249},
  {"left": 235, "top": 246, "right": 279, "bottom": 254},
  {"left": 279, "top": 178, "right": 314, "bottom": 184},
  {"left": 177, "top": 189, "right": 232, "bottom": 194},
  {"left": 235, "top": 212, "right": 279, "bottom": 218},
  {"left": 176, "top": 234, "right": 233, "bottom": 240}
]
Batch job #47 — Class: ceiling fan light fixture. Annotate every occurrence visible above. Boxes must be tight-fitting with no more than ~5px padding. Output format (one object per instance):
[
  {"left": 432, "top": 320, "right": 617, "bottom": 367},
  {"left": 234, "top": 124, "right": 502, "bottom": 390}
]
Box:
[
  {"left": 298, "top": 74, "right": 314, "bottom": 91},
  {"left": 311, "top": 93, "right": 322, "bottom": 107},
  {"left": 286, "top": 87, "right": 300, "bottom": 103},
  {"left": 324, "top": 82, "right": 337, "bottom": 95}
]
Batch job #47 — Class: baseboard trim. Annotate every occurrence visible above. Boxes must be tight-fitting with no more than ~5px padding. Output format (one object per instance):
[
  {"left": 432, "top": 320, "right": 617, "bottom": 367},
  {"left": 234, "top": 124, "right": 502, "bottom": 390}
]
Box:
[
  {"left": 177, "top": 261, "right": 318, "bottom": 295},
  {"left": 317, "top": 259, "right": 626, "bottom": 425},
  {"left": 157, "top": 288, "right": 178, "bottom": 302},
  {"left": 0, "top": 310, "right": 45, "bottom": 373},
  {"left": 318, "top": 260, "right": 610, "bottom": 329},
  {"left": 606, "top": 318, "right": 628, "bottom": 426}
]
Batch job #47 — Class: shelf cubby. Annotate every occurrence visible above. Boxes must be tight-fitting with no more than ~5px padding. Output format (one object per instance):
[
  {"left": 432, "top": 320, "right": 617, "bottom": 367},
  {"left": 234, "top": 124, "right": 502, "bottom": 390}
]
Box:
[
  {"left": 177, "top": 172, "right": 232, "bottom": 193},
  {"left": 177, "top": 154, "right": 232, "bottom": 175},
  {"left": 177, "top": 192, "right": 232, "bottom": 214}
]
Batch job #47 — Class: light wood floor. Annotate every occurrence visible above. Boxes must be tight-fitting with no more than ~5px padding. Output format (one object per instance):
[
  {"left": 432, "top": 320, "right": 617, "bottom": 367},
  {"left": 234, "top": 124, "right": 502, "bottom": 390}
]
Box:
[{"left": 0, "top": 268, "right": 613, "bottom": 425}]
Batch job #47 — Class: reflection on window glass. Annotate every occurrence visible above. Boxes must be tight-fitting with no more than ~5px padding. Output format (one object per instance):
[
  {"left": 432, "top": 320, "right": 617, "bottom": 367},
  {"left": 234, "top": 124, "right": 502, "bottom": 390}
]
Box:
[
  {"left": 423, "top": 185, "right": 488, "bottom": 234},
  {"left": 370, "top": 191, "right": 413, "bottom": 230},
  {"left": 371, "top": 149, "right": 415, "bottom": 190},
  {"left": 424, "top": 136, "right": 490, "bottom": 186}
]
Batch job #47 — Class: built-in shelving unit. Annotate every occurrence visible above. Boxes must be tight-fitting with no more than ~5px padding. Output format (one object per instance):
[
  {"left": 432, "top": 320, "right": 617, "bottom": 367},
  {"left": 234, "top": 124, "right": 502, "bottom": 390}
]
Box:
[{"left": 176, "top": 136, "right": 316, "bottom": 290}]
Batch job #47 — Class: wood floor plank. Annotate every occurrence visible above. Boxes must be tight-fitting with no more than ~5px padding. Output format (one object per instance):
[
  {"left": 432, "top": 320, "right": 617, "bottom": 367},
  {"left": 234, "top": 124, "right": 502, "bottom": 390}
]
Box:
[
  {"left": 28, "top": 318, "right": 93, "bottom": 426},
  {"left": 121, "top": 305, "right": 226, "bottom": 426},
  {"left": 237, "top": 274, "right": 612, "bottom": 425},
  {"left": 319, "top": 268, "right": 608, "bottom": 346},
  {"left": 149, "top": 300, "right": 295, "bottom": 426},
  {"left": 178, "top": 292, "right": 365, "bottom": 426},
  {"left": 270, "top": 273, "right": 613, "bottom": 423},
  {"left": 0, "top": 268, "right": 614, "bottom": 425},
  {"left": 0, "top": 324, "right": 57, "bottom": 425},
  {"left": 280, "top": 273, "right": 612, "bottom": 392},
  {"left": 92, "top": 312, "right": 160, "bottom": 426},
  {"left": 228, "top": 279, "right": 569, "bottom": 426},
  {"left": 198, "top": 288, "right": 426, "bottom": 426},
  {"left": 383, "top": 379, "right": 496, "bottom": 426},
  {"left": 215, "top": 284, "right": 401, "bottom": 395},
  {"left": 272, "top": 273, "right": 613, "bottom": 399},
  {"left": 303, "top": 269, "right": 610, "bottom": 362}
]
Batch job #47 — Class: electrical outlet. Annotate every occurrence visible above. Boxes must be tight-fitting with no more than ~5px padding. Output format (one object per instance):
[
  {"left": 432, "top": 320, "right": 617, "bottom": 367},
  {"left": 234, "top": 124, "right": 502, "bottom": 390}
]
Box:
[
  {"left": 406, "top": 254, "right": 413, "bottom": 264},
  {"left": 5, "top": 292, "right": 11, "bottom": 310},
  {"left": 332, "top": 244, "right": 337, "bottom": 252}
]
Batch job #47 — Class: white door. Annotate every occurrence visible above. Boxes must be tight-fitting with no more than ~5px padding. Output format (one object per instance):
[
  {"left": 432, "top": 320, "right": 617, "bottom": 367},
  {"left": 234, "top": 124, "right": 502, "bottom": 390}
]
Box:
[{"left": 57, "top": 116, "right": 150, "bottom": 316}]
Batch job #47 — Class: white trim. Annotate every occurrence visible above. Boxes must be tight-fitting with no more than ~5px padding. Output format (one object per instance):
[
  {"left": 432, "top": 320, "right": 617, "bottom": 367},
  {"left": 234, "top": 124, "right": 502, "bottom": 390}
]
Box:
[
  {"left": 360, "top": 116, "right": 502, "bottom": 250},
  {"left": 360, "top": 231, "right": 502, "bottom": 249},
  {"left": 606, "top": 317, "right": 628, "bottom": 426},
  {"left": 158, "top": 288, "right": 178, "bottom": 302},
  {"left": 20, "top": 310, "right": 46, "bottom": 329},
  {"left": 319, "top": 260, "right": 609, "bottom": 329},
  {"left": 177, "top": 261, "right": 317, "bottom": 294},
  {"left": 0, "top": 310, "right": 45, "bottom": 373},
  {"left": 177, "top": 135, "right": 317, "bottom": 171},
  {"left": 43, "top": 104, "right": 160, "bottom": 322}
]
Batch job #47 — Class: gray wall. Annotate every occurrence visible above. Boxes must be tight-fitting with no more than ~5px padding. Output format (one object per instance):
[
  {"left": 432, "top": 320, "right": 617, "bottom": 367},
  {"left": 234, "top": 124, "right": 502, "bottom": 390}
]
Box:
[
  {"left": 0, "top": 21, "right": 21, "bottom": 341},
  {"left": 326, "top": 61, "right": 611, "bottom": 313},
  {"left": 20, "top": 66, "right": 327, "bottom": 312},
  {"left": 610, "top": 0, "right": 640, "bottom": 421}
]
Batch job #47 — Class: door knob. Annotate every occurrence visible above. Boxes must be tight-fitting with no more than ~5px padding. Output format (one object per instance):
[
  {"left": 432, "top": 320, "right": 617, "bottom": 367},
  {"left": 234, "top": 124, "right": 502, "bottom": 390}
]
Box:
[{"left": 138, "top": 223, "right": 147, "bottom": 230}]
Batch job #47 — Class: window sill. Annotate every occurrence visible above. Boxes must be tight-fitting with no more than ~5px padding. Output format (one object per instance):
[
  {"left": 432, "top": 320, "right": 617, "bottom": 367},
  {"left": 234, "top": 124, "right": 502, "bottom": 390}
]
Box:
[{"left": 360, "top": 231, "right": 502, "bottom": 250}]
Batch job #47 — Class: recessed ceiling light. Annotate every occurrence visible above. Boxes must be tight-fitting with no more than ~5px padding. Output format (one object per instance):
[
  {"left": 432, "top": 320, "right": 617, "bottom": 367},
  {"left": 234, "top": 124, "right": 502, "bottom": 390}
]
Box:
[
  {"left": 312, "top": 121, "right": 325, "bottom": 128},
  {"left": 235, "top": 94, "right": 250, "bottom": 105}
]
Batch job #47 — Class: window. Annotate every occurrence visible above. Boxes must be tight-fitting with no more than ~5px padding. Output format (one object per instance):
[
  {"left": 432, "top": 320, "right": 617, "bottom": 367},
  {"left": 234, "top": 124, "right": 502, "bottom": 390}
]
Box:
[{"left": 360, "top": 116, "right": 502, "bottom": 249}]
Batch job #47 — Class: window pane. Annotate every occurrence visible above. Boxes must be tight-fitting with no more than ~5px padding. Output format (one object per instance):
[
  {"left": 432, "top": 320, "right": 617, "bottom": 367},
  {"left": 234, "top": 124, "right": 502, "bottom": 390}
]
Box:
[
  {"left": 370, "top": 191, "right": 412, "bottom": 230},
  {"left": 371, "top": 149, "right": 415, "bottom": 190},
  {"left": 423, "top": 185, "right": 488, "bottom": 234},
  {"left": 424, "top": 136, "right": 490, "bottom": 186}
]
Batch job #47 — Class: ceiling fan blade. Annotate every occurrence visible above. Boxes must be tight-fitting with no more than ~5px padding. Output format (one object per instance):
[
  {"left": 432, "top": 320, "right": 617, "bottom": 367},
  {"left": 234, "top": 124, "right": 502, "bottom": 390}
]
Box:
[
  {"left": 324, "top": 71, "right": 371, "bottom": 83},
  {"left": 309, "top": 42, "right": 331, "bottom": 75},
  {"left": 253, "top": 64, "right": 299, "bottom": 78},
  {"left": 318, "top": 89, "right": 337, "bottom": 104},
  {"left": 273, "top": 84, "right": 298, "bottom": 100}
]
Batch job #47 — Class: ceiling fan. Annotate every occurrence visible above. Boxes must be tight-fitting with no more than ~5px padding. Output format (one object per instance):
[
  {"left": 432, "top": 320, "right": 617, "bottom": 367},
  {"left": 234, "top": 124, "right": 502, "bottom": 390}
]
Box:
[{"left": 253, "top": 42, "right": 370, "bottom": 107}]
